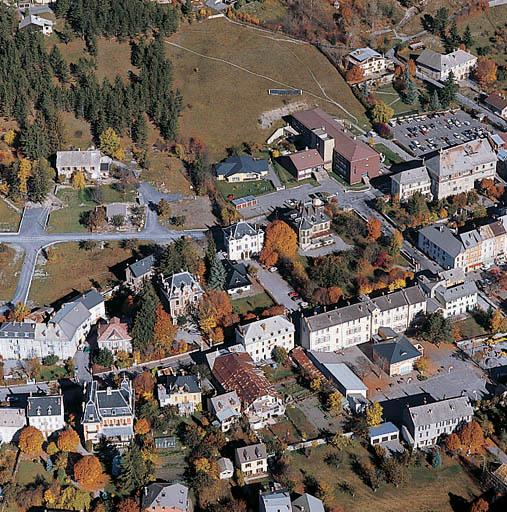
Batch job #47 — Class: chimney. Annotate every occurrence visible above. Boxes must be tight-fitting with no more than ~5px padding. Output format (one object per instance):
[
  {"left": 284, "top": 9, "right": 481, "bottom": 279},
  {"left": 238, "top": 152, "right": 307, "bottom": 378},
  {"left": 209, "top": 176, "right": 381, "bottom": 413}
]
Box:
[
  {"left": 106, "top": 387, "right": 112, "bottom": 396},
  {"left": 423, "top": 397, "right": 427, "bottom": 404}
]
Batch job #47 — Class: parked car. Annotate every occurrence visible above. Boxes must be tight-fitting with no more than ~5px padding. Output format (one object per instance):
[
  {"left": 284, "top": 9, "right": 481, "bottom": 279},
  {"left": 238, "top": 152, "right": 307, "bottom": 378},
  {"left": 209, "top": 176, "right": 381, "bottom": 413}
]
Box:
[
  {"left": 269, "top": 267, "right": 278, "bottom": 273},
  {"left": 289, "top": 291, "right": 299, "bottom": 298}
]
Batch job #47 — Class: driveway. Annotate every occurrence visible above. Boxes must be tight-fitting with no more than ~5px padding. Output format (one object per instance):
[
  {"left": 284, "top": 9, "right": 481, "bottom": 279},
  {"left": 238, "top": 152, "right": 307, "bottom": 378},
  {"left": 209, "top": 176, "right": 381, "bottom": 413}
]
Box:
[
  {"left": 74, "top": 348, "right": 92, "bottom": 383},
  {"left": 137, "top": 182, "right": 187, "bottom": 206},
  {"left": 251, "top": 262, "right": 300, "bottom": 311}
]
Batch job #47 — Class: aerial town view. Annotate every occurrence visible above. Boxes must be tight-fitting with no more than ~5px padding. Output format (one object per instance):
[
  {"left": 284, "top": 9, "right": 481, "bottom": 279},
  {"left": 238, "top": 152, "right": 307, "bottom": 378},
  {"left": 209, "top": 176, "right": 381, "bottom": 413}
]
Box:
[{"left": 1, "top": 0, "right": 507, "bottom": 511}]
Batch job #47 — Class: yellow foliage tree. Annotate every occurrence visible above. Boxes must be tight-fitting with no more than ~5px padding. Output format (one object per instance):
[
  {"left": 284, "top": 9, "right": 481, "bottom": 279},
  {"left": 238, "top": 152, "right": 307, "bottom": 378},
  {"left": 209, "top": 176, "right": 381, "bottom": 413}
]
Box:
[
  {"left": 99, "top": 127, "right": 122, "bottom": 158},
  {"left": 193, "top": 457, "right": 211, "bottom": 473},
  {"left": 18, "top": 158, "right": 32, "bottom": 195},
  {"left": 57, "top": 428, "right": 80, "bottom": 452},
  {"left": 73, "top": 455, "right": 109, "bottom": 491},
  {"left": 388, "top": 278, "right": 406, "bottom": 291},
  {"left": 327, "top": 391, "right": 343, "bottom": 414},
  {"left": 310, "top": 377, "right": 322, "bottom": 392},
  {"left": 134, "top": 418, "right": 151, "bottom": 436},
  {"left": 366, "top": 401, "right": 383, "bottom": 427},
  {"left": 3, "top": 129, "right": 16, "bottom": 146},
  {"left": 259, "top": 220, "right": 297, "bottom": 266},
  {"left": 19, "top": 426, "right": 44, "bottom": 455},
  {"left": 72, "top": 171, "right": 85, "bottom": 190}
]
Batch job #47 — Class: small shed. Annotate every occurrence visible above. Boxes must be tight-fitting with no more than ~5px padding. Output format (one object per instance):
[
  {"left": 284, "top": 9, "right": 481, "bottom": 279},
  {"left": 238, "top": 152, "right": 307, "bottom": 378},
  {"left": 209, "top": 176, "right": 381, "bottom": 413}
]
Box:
[
  {"left": 217, "top": 457, "right": 234, "bottom": 480},
  {"left": 368, "top": 422, "right": 400, "bottom": 446}
]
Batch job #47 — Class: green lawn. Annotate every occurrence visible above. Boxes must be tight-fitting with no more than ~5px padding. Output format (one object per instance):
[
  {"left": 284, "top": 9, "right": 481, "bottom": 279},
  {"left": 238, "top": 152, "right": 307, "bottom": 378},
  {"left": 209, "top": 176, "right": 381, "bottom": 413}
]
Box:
[
  {"left": 330, "top": 172, "right": 369, "bottom": 191},
  {"left": 0, "top": 197, "right": 21, "bottom": 232},
  {"left": 375, "top": 144, "right": 405, "bottom": 166},
  {"left": 454, "top": 316, "right": 488, "bottom": 339},
  {"left": 37, "top": 364, "right": 72, "bottom": 382},
  {"left": 216, "top": 179, "right": 275, "bottom": 201},
  {"left": 232, "top": 291, "right": 275, "bottom": 316},
  {"left": 48, "top": 185, "right": 136, "bottom": 233},
  {"left": 16, "top": 460, "right": 51, "bottom": 487},
  {"left": 285, "top": 404, "right": 319, "bottom": 439},
  {"left": 263, "top": 364, "right": 295, "bottom": 383},
  {"left": 288, "top": 443, "right": 481, "bottom": 512},
  {"left": 374, "top": 83, "right": 422, "bottom": 117}
]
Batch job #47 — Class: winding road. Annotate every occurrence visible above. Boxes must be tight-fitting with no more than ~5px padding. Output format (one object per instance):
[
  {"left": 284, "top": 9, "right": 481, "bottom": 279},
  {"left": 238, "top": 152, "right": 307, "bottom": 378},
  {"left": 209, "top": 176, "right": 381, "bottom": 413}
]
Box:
[{"left": 0, "top": 185, "right": 206, "bottom": 310}]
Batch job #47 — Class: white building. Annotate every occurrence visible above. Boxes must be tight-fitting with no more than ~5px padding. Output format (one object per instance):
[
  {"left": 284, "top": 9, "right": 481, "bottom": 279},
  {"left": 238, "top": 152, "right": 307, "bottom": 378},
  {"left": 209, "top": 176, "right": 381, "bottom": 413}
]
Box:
[
  {"left": 209, "top": 391, "right": 242, "bottom": 432},
  {"left": 222, "top": 221, "right": 264, "bottom": 261},
  {"left": 390, "top": 166, "right": 433, "bottom": 202},
  {"left": 159, "top": 271, "right": 204, "bottom": 322},
  {"left": 0, "top": 408, "right": 26, "bottom": 444},
  {"left": 56, "top": 150, "right": 112, "bottom": 181},
  {"left": 19, "top": 14, "right": 54, "bottom": 36},
  {"left": 97, "top": 317, "right": 132, "bottom": 355},
  {"left": 403, "top": 396, "right": 474, "bottom": 449},
  {"left": 346, "top": 47, "right": 391, "bottom": 78},
  {"left": 416, "top": 49, "right": 477, "bottom": 81},
  {"left": 236, "top": 315, "right": 295, "bottom": 362},
  {"left": 235, "top": 443, "right": 268, "bottom": 476},
  {"left": 425, "top": 139, "right": 497, "bottom": 201},
  {"left": 300, "top": 286, "right": 427, "bottom": 352},
  {"left": 217, "top": 457, "right": 234, "bottom": 480},
  {"left": 27, "top": 395, "right": 65, "bottom": 439}
]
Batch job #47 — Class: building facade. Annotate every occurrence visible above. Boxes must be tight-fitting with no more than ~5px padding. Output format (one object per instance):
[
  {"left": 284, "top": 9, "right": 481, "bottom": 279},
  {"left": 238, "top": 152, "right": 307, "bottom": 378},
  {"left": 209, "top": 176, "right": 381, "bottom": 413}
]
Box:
[
  {"left": 0, "top": 408, "right": 26, "bottom": 444},
  {"left": 390, "top": 166, "right": 433, "bottom": 202},
  {"left": 56, "top": 150, "right": 112, "bottom": 181},
  {"left": 126, "top": 254, "right": 155, "bottom": 292},
  {"left": 403, "top": 396, "right": 474, "bottom": 449},
  {"left": 209, "top": 391, "right": 242, "bottom": 432},
  {"left": 27, "top": 395, "right": 65, "bottom": 439},
  {"left": 282, "top": 202, "right": 332, "bottom": 250},
  {"left": 300, "top": 286, "right": 427, "bottom": 352},
  {"left": 159, "top": 271, "right": 204, "bottom": 321},
  {"left": 215, "top": 155, "right": 269, "bottom": 182},
  {"left": 372, "top": 335, "right": 422, "bottom": 376},
  {"left": 416, "top": 49, "right": 477, "bottom": 81},
  {"left": 347, "top": 47, "right": 392, "bottom": 78},
  {"left": 223, "top": 221, "right": 264, "bottom": 261},
  {"left": 236, "top": 315, "right": 295, "bottom": 362},
  {"left": 142, "top": 483, "right": 191, "bottom": 512},
  {"left": 82, "top": 377, "right": 135, "bottom": 447},
  {"left": 235, "top": 443, "right": 268, "bottom": 476},
  {"left": 97, "top": 317, "right": 132, "bottom": 355},
  {"left": 157, "top": 375, "right": 201, "bottom": 416}
]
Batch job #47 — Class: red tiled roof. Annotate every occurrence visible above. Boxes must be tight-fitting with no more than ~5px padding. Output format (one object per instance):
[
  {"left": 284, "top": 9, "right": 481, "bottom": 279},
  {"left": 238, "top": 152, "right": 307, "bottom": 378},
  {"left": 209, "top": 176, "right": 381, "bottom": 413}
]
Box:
[
  {"left": 291, "top": 108, "right": 378, "bottom": 162},
  {"left": 290, "top": 347, "right": 322, "bottom": 379},
  {"left": 212, "top": 352, "right": 278, "bottom": 407},
  {"left": 288, "top": 149, "right": 324, "bottom": 171},
  {"left": 97, "top": 317, "right": 131, "bottom": 343},
  {"left": 485, "top": 93, "right": 507, "bottom": 111}
]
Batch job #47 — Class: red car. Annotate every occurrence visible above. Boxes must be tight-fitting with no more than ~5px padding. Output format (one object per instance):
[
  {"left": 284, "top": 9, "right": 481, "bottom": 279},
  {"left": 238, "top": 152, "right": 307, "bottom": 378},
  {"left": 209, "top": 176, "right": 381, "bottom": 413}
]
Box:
[{"left": 289, "top": 291, "right": 299, "bottom": 298}]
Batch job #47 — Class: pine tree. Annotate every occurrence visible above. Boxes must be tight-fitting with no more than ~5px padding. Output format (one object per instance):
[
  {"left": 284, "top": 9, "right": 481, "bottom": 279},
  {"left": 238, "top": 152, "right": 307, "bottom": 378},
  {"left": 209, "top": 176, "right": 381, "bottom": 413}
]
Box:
[
  {"left": 462, "top": 25, "right": 473, "bottom": 49},
  {"left": 431, "top": 448, "right": 442, "bottom": 468},
  {"left": 429, "top": 89, "right": 442, "bottom": 111},
  {"left": 28, "top": 159, "right": 53, "bottom": 203},
  {"left": 119, "top": 442, "right": 152, "bottom": 493},
  {"left": 209, "top": 255, "right": 226, "bottom": 290},
  {"left": 205, "top": 233, "right": 217, "bottom": 273},
  {"left": 439, "top": 71, "right": 458, "bottom": 108},
  {"left": 403, "top": 78, "right": 418, "bottom": 105},
  {"left": 8, "top": 162, "right": 22, "bottom": 200},
  {"left": 132, "top": 112, "right": 148, "bottom": 145},
  {"left": 131, "top": 283, "right": 159, "bottom": 351}
]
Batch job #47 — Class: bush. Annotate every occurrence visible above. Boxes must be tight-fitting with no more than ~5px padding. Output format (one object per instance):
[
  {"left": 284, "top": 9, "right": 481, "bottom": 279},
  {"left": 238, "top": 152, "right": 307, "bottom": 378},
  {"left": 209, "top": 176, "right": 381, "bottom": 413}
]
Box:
[
  {"left": 42, "top": 355, "right": 59, "bottom": 366},
  {"left": 372, "top": 122, "right": 393, "bottom": 139}
]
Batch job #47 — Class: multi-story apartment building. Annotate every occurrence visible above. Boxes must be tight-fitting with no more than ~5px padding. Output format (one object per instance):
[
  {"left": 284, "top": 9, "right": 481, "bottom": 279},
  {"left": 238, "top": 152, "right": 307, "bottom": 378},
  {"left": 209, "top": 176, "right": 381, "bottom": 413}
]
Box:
[
  {"left": 419, "top": 220, "right": 507, "bottom": 272},
  {"left": 97, "top": 317, "right": 132, "bottom": 355},
  {"left": 235, "top": 443, "right": 268, "bottom": 477},
  {"left": 209, "top": 347, "right": 285, "bottom": 429},
  {"left": 222, "top": 221, "right": 264, "bottom": 261},
  {"left": 27, "top": 395, "right": 65, "bottom": 439},
  {"left": 290, "top": 108, "right": 380, "bottom": 185},
  {"left": 346, "top": 47, "right": 392, "bottom": 78},
  {"left": 236, "top": 315, "right": 295, "bottom": 362},
  {"left": 419, "top": 268, "right": 478, "bottom": 318},
  {"left": 159, "top": 271, "right": 204, "bottom": 321},
  {"left": 157, "top": 375, "right": 201, "bottom": 416},
  {"left": 300, "top": 286, "right": 427, "bottom": 352},
  {"left": 82, "top": 377, "right": 135, "bottom": 447},
  {"left": 390, "top": 165, "right": 433, "bottom": 202},
  {"left": 0, "top": 290, "right": 103, "bottom": 360},
  {"left": 403, "top": 396, "right": 474, "bottom": 449},
  {"left": 282, "top": 202, "right": 332, "bottom": 250},
  {"left": 416, "top": 49, "right": 477, "bottom": 81},
  {"left": 425, "top": 139, "right": 497, "bottom": 200}
]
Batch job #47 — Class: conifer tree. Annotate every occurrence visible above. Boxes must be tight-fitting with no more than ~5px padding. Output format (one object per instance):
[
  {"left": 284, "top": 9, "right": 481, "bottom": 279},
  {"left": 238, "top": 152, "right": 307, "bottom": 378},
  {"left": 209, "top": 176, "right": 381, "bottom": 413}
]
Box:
[
  {"left": 429, "top": 89, "right": 442, "bottom": 111},
  {"left": 131, "top": 283, "right": 159, "bottom": 351},
  {"left": 119, "top": 441, "right": 153, "bottom": 493},
  {"left": 209, "top": 255, "right": 226, "bottom": 290},
  {"left": 462, "top": 25, "right": 473, "bottom": 49}
]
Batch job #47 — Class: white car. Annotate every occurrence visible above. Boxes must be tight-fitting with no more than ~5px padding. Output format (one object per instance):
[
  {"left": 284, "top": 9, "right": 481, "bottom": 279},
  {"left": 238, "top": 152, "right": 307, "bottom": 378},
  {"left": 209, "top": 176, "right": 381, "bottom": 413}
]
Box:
[{"left": 269, "top": 267, "right": 278, "bottom": 273}]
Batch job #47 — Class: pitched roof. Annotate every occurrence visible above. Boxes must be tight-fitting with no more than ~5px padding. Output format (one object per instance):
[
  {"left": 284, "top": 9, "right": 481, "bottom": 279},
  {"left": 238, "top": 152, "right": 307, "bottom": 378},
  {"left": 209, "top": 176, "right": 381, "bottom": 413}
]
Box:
[
  {"left": 425, "top": 138, "right": 496, "bottom": 178},
  {"left": 435, "top": 281, "right": 478, "bottom": 304},
  {"left": 128, "top": 254, "right": 155, "bottom": 278},
  {"left": 50, "top": 301, "right": 91, "bottom": 340},
  {"left": 416, "top": 49, "right": 476, "bottom": 73},
  {"left": 291, "top": 108, "right": 378, "bottom": 162},
  {"left": 348, "top": 47, "right": 382, "bottom": 63},
  {"left": 82, "top": 378, "right": 134, "bottom": 423},
  {"left": 142, "top": 483, "right": 189, "bottom": 510},
  {"left": 484, "top": 93, "right": 507, "bottom": 111},
  {"left": 283, "top": 202, "right": 330, "bottom": 232},
  {"left": 27, "top": 395, "right": 63, "bottom": 417},
  {"left": 407, "top": 396, "right": 473, "bottom": 427},
  {"left": 372, "top": 335, "right": 421, "bottom": 365},
  {"left": 368, "top": 421, "right": 399, "bottom": 438},
  {"left": 76, "top": 289, "right": 104, "bottom": 310},
  {"left": 304, "top": 302, "right": 371, "bottom": 332},
  {"left": 215, "top": 155, "right": 268, "bottom": 178},
  {"left": 391, "top": 166, "right": 430, "bottom": 186},
  {"left": 19, "top": 14, "right": 54, "bottom": 30},
  {"left": 56, "top": 150, "right": 103, "bottom": 168},
  {"left": 210, "top": 391, "right": 241, "bottom": 422},
  {"left": 223, "top": 220, "right": 261, "bottom": 240},
  {"left": 259, "top": 489, "right": 292, "bottom": 512},
  {"left": 0, "top": 408, "right": 26, "bottom": 429},
  {"left": 0, "top": 321, "right": 36, "bottom": 339},
  {"left": 163, "top": 375, "right": 201, "bottom": 394},
  {"left": 165, "top": 271, "right": 204, "bottom": 301},
  {"left": 212, "top": 351, "right": 279, "bottom": 407},
  {"left": 292, "top": 493, "right": 325, "bottom": 512},
  {"left": 288, "top": 149, "right": 324, "bottom": 171},
  {"left": 223, "top": 260, "right": 251, "bottom": 291},
  {"left": 235, "top": 442, "right": 267, "bottom": 464},
  {"left": 419, "top": 224, "right": 464, "bottom": 258},
  {"left": 97, "top": 317, "right": 131, "bottom": 343},
  {"left": 238, "top": 315, "right": 294, "bottom": 343}
]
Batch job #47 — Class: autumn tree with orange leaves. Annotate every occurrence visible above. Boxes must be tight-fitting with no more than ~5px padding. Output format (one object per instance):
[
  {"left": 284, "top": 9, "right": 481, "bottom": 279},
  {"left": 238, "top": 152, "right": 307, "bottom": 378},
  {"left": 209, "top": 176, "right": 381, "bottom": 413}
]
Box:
[
  {"left": 459, "top": 420, "right": 484, "bottom": 453},
  {"left": 57, "top": 428, "right": 80, "bottom": 452},
  {"left": 197, "top": 290, "right": 236, "bottom": 340},
  {"left": 259, "top": 220, "right": 297, "bottom": 267},
  {"left": 116, "top": 498, "right": 140, "bottom": 512},
  {"left": 74, "top": 455, "right": 109, "bottom": 491},
  {"left": 153, "top": 305, "right": 178, "bottom": 351},
  {"left": 367, "top": 217, "right": 382, "bottom": 241},
  {"left": 474, "top": 58, "right": 497, "bottom": 88},
  {"left": 470, "top": 498, "right": 489, "bottom": 512},
  {"left": 134, "top": 418, "right": 151, "bottom": 436},
  {"left": 19, "top": 426, "right": 44, "bottom": 455},
  {"left": 445, "top": 432, "right": 462, "bottom": 453},
  {"left": 346, "top": 65, "right": 364, "bottom": 84}
]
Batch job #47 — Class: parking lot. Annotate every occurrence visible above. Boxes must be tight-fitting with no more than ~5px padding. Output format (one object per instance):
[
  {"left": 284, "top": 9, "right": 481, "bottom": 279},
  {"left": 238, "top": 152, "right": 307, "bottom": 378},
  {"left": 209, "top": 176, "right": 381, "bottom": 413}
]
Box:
[{"left": 390, "top": 109, "right": 487, "bottom": 157}]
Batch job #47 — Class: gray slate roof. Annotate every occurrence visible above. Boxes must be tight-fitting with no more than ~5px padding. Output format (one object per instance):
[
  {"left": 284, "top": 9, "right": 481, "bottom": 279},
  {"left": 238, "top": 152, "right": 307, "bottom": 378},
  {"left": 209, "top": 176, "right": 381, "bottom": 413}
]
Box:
[
  {"left": 27, "top": 395, "right": 63, "bottom": 417},
  {"left": 128, "top": 254, "right": 155, "bottom": 278},
  {"left": 349, "top": 47, "right": 382, "bottom": 63},
  {"left": 215, "top": 155, "right": 268, "bottom": 179},
  {"left": 419, "top": 224, "right": 464, "bottom": 258},
  {"left": 368, "top": 421, "right": 399, "bottom": 439},
  {"left": 372, "top": 335, "right": 421, "bottom": 365},
  {"left": 435, "top": 281, "right": 478, "bottom": 304},
  {"left": 82, "top": 378, "right": 133, "bottom": 424},
  {"left": 0, "top": 408, "right": 27, "bottom": 428},
  {"left": 0, "top": 322, "right": 36, "bottom": 339},
  {"left": 77, "top": 289, "right": 104, "bottom": 310},
  {"left": 164, "top": 375, "right": 201, "bottom": 394},
  {"left": 238, "top": 315, "right": 294, "bottom": 342},
  {"left": 259, "top": 489, "right": 292, "bottom": 512},
  {"left": 223, "top": 220, "right": 260, "bottom": 240},
  {"left": 391, "top": 166, "right": 430, "bottom": 186},
  {"left": 236, "top": 442, "right": 267, "bottom": 464},
  {"left": 19, "top": 14, "right": 54, "bottom": 30},
  {"left": 166, "top": 271, "right": 204, "bottom": 301},
  {"left": 56, "top": 150, "right": 102, "bottom": 169},
  {"left": 50, "top": 301, "right": 91, "bottom": 340},
  {"left": 284, "top": 203, "right": 330, "bottom": 232},
  {"left": 223, "top": 260, "right": 251, "bottom": 291},
  {"left": 407, "top": 396, "right": 473, "bottom": 427},
  {"left": 416, "top": 49, "right": 476, "bottom": 73},
  {"left": 142, "top": 483, "right": 189, "bottom": 510},
  {"left": 292, "top": 493, "right": 325, "bottom": 512}
]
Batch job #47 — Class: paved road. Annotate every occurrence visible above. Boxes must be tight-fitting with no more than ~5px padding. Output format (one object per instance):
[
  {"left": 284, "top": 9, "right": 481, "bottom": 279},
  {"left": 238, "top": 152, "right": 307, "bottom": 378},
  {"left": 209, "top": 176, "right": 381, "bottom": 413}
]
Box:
[{"left": 0, "top": 184, "right": 206, "bottom": 310}]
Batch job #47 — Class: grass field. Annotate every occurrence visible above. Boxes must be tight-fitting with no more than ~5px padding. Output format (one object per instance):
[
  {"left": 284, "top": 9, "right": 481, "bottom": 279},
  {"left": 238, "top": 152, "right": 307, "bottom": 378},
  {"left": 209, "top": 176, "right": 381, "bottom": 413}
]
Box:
[
  {"left": 215, "top": 179, "right": 275, "bottom": 200},
  {"left": 143, "top": 153, "right": 193, "bottom": 195},
  {"left": 164, "top": 17, "right": 369, "bottom": 157},
  {"left": 0, "top": 245, "right": 24, "bottom": 302},
  {"left": 285, "top": 404, "right": 319, "bottom": 439},
  {"left": 374, "top": 83, "right": 422, "bottom": 116},
  {"left": 47, "top": 185, "right": 136, "bottom": 233},
  {"left": 232, "top": 291, "right": 275, "bottom": 316},
  {"left": 29, "top": 241, "right": 141, "bottom": 305},
  {"left": 375, "top": 144, "right": 404, "bottom": 166},
  {"left": 288, "top": 443, "right": 481, "bottom": 512},
  {"left": 0, "top": 197, "right": 21, "bottom": 232},
  {"left": 402, "top": 0, "right": 469, "bottom": 35},
  {"left": 454, "top": 316, "right": 488, "bottom": 339},
  {"left": 59, "top": 111, "right": 94, "bottom": 149},
  {"left": 16, "top": 460, "right": 51, "bottom": 487}
]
